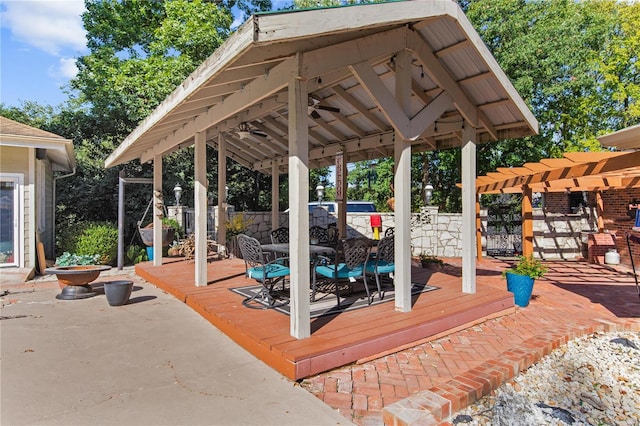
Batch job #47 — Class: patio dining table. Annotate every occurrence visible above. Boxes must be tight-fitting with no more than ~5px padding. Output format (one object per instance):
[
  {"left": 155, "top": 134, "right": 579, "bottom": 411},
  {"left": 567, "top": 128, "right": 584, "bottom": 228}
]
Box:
[{"left": 261, "top": 243, "right": 335, "bottom": 258}]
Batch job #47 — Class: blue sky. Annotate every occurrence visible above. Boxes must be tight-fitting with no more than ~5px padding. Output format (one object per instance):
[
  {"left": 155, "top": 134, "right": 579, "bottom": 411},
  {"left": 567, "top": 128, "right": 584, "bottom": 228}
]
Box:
[
  {"left": 0, "top": 0, "right": 269, "bottom": 109},
  {"left": 1, "top": 0, "right": 87, "bottom": 107}
]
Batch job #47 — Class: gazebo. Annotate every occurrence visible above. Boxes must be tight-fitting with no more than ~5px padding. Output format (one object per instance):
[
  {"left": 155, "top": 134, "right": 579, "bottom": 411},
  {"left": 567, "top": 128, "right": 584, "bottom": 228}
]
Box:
[{"left": 105, "top": 0, "right": 537, "bottom": 339}]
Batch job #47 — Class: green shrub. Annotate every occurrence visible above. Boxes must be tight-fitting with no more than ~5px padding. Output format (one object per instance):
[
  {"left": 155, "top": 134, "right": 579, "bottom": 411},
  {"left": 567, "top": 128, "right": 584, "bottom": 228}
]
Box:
[
  {"left": 60, "top": 222, "right": 118, "bottom": 265},
  {"left": 126, "top": 244, "right": 147, "bottom": 265},
  {"left": 419, "top": 253, "right": 443, "bottom": 265},
  {"left": 57, "top": 219, "right": 91, "bottom": 254}
]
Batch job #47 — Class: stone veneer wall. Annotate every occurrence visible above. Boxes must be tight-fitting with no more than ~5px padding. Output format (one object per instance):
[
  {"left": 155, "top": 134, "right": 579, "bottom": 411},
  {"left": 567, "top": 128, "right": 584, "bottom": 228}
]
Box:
[
  {"left": 175, "top": 205, "right": 604, "bottom": 261},
  {"left": 531, "top": 208, "right": 597, "bottom": 260},
  {"left": 172, "top": 185, "right": 640, "bottom": 270},
  {"left": 223, "top": 207, "right": 462, "bottom": 258}
]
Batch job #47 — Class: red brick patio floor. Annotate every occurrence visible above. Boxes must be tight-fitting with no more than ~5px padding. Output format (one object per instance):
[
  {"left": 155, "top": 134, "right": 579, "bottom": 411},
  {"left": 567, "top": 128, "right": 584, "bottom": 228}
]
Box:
[{"left": 300, "top": 258, "right": 640, "bottom": 425}]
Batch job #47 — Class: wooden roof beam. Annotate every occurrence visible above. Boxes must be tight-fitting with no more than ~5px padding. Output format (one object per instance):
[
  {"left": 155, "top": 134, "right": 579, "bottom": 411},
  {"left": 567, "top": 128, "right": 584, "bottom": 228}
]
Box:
[
  {"left": 139, "top": 58, "right": 295, "bottom": 164},
  {"left": 331, "top": 84, "right": 388, "bottom": 131},
  {"left": 350, "top": 57, "right": 451, "bottom": 140}
]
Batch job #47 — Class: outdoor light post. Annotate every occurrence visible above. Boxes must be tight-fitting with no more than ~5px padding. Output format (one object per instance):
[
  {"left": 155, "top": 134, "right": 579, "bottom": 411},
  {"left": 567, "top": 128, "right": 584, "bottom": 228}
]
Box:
[
  {"left": 173, "top": 183, "right": 182, "bottom": 206},
  {"left": 368, "top": 162, "right": 377, "bottom": 188},
  {"left": 314, "top": 183, "right": 325, "bottom": 227},
  {"left": 424, "top": 183, "right": 433, "bottom": 206},
  {"left": 316, "top": 183, "right": 325, "bottom": 205}
]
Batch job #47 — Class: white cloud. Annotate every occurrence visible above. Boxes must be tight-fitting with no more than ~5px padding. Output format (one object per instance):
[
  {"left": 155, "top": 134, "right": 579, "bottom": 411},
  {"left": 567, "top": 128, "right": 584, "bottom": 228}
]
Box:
[
  {"left": 48, "top": 56, "right": 78, "bottom": 79},
  {"left": 1, "top": 0, "right": 86, "bottom": 56}
]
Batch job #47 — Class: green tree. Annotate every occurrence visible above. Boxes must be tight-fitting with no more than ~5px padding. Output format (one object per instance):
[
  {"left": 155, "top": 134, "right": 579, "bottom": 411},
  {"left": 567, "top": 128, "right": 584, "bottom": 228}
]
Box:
[
  {"left": 464, "top": 0, "right": 628, "bottom": 158},
  {"left": 587, "top": 1, "right": 640, "bottom": 130},
  {"left": 7, "top": 0, "right": 638, "bottom": 222},
  {"left": 72, "top": 0, "right": 233, "bottom": 133},
  {"left": 294, "top": 0, "right": 382, "bottom": 8},
  {"left": 427, "top": 0, "right": 637, "bottom": 211},
  {"left": 46, "top": 0, "right": 274, "bottom": 247}
]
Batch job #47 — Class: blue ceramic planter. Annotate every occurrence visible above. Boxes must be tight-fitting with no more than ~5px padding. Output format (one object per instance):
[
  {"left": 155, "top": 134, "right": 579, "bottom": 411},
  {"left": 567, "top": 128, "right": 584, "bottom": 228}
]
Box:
[{"left": 505, "top": 272, "right": 535, "bottom": 307}]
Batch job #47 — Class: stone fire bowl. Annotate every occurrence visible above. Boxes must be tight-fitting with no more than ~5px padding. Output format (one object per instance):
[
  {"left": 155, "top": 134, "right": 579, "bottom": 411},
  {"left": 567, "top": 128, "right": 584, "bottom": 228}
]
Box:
[{"left": 45, "top": 265, "right": 112, "bottom": 287}]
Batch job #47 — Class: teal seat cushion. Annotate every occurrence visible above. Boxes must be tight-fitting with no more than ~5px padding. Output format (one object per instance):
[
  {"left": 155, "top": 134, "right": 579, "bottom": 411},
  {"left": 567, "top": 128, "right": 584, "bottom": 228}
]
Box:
[
  {"left": 247, "top": 264, "right": 290, "bottom": 280},
  {"left": 365, "top": 260, "right": 394, "bottom": 274},
  {"left": 316, "top": 263, "right": 364, "bottom": 279}
]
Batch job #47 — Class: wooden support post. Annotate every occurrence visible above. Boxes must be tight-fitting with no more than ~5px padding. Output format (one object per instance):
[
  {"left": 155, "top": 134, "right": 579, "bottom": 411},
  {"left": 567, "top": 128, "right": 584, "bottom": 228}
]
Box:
[
  {"left": 217, "top": 134, "right": 227, "bottom": 251},
  {"left": 476, "top": 194, "right": 483, "bottom": 262},
  {"left": 336, "top": 151, "right": 347, "bottom": 238},
  {"left": 394, "top": 49, "right": 412, "bottom": 312},
  {"left": 272, "top": 163, "right": 280, "bottom": 231},
  {"left": 595, "top": 190, "right": 604, "bottom": 232},
  {"left": 194, "top": 131, "right": 207, "bottom": 286},
  {"left": 153, "top": 154, "right": 163, "bottom": 266},
  {"left": 288, "top": 54, "right": 311, "bottom": 339},
  {"left": 522, "top": 185, "right": 534, "bottom": 257},
  {"left": 461, "top": 125, "right": 477, "bottom": 294}
]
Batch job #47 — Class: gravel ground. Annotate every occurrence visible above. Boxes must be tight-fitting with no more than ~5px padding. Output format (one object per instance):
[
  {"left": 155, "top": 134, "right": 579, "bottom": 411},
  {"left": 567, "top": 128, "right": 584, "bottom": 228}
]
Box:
[{"left": 452, "top": 331, "right": 640, "bottom": 425}]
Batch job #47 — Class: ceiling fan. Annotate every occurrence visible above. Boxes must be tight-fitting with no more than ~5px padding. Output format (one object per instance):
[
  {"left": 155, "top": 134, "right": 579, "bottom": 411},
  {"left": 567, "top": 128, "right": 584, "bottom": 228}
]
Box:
[
  {"left": 235, "top": 122, "right": 267, "bottom": 140},
  {"left": 308, "top": 96, "right": 340, "bottom": 119}
]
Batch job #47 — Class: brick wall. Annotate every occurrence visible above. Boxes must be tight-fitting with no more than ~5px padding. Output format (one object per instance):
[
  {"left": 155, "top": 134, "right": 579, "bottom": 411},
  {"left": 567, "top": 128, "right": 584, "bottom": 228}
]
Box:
[
  {"left": 600, "top": 188, "right": 640, "bottom": 269},
  {"left": 544, "top": 192, "right": 569, "bottom": 213}
]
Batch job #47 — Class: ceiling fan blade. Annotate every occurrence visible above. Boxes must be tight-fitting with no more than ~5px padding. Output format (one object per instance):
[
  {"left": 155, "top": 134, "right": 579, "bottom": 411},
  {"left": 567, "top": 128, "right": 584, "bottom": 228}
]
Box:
[
  {"left": 318, "top": 105, "right": 340, "bottom": 113},
  {"left": 250, "top": 130, "right": 268, "bottom": 138}
]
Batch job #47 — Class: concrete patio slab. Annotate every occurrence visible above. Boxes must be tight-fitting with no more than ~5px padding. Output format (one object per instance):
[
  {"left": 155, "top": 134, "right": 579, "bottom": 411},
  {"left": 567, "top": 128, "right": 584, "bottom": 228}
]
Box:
[{"left": 0, "top": 271, "right": 353, "bottom": 426}]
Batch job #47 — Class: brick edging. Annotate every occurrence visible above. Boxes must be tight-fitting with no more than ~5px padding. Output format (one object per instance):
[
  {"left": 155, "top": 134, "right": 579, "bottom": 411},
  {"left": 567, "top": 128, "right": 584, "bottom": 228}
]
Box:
[{"left": 382, "top": 318, "right": 640, "bottom": 426}]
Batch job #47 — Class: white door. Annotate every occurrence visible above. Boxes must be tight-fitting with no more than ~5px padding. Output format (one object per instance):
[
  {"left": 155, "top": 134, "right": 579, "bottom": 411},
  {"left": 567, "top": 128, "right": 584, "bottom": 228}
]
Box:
[{"left": 0, "top": 174, "right": 23, "bottom": 267}]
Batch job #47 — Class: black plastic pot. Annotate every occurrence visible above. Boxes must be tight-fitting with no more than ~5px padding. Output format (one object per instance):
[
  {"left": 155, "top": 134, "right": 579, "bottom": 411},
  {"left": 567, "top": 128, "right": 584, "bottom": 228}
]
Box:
[{"left": 103, "top": 280, "right": 134, "bottom": 306}]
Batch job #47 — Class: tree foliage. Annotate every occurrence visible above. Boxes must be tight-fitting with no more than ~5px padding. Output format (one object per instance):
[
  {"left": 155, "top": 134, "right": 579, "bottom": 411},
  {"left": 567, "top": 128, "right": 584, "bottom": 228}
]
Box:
[
  {"left": 73, "top": 0, "right": 233, "bottom": 133},
  {"left": 434, "top": 0, "right": 638, "bottom": 210},
  {"left": 4, "top": 0, "right": 638, "bottom": 236}
]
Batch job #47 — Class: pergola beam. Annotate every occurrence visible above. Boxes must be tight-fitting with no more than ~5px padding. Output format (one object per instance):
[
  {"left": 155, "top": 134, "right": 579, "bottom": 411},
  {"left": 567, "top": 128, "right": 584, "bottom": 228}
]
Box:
[{"left": 478, "top": 151, "right": 640, "bottom": 194}]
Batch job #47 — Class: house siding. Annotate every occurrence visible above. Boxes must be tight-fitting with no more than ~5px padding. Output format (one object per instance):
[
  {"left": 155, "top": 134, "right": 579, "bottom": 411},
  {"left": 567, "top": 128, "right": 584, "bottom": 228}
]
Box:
[
  {"left": 36, "top": 159, "right": 55, "bottom": 259},
  {"left": 1, "top": 117, "right": 74, "bottom": 271}
]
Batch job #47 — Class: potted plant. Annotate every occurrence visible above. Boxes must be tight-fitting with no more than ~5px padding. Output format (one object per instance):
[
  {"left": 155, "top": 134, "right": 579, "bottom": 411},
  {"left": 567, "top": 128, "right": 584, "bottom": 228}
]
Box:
[
  {"left": 139, "top": 218, "right": 181, "bottom": 248},
  {"left": 225, "top": 213, "right": 252, "bottom": 257},
  {"left": 419, "top": 253, "right": 443, "bottom": 269},
  {"left": 502, "top": 255, "right": 548, "bottom": 307}
]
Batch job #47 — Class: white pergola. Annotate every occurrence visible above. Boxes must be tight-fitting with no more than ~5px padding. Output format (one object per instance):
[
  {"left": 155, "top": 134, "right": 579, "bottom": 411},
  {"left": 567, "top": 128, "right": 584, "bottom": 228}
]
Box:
[{"left": 105, "top": 0, "right": 537, "bottom": 339}]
